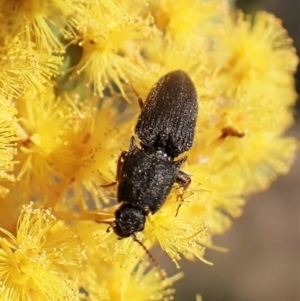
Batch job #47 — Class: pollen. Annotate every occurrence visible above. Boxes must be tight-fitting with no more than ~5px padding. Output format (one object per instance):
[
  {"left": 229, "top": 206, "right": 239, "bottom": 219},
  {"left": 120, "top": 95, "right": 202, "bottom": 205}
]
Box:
[{"left": 0, "top": 203, "right": 86, "bottom": 301}]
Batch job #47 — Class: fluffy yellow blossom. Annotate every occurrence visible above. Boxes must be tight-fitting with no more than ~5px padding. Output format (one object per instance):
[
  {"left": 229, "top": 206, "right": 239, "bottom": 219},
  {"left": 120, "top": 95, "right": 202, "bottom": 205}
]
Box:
[
  {"left": 72, "top": 0, "right": 152, "bottom": 97},
  {"left": 184, "top": 162, "right": 246, "bottom": 235},
  {"left": 182, "top": 12, "right": 299, "bottom": 196},
  {"left": 0, "top": 39, "right": 61, "bottom": 99},
  {"left": 149, "top": 0, "right": 227, "bottom": 38},
  {"left": 15, "top": 88, "right": 73, "bottom": 197},
  {"left": 210, "top": 12, "right": 298, "bottom": 99},
  {"left": 0, "top": 0, "right": 86, "bottom": 52},
  {"left": 0, "top": 101, "right": 18, "bottom": 197},
  {"left": 191, "top": 94, "right": 297, "bottom": 194},
  {"left": 49, "top": 99, "right": 134, "bottom": 211},
  {"left": 80, "top": 254, "right": 180, "bottom": 301},
  {"left": 74, "top": 221, "right": 181, "bottom": 301},
  {"left": 77, "top": 222, "right": 151, "bottom": 280},
  {"left": 104, "top": 229, "right": 148, "bottom": 264},
  {"left": 0, "top": 203, "right": 86, "bottom": 301},
  {"left": 145, "top": 189, "right": 208, "bottom": 267},
  {"left": 14, "top": 88, "right": 131, "bottom": 210},
  {"left": 0, "top": 1, "right": 298, "bottom": 300}
]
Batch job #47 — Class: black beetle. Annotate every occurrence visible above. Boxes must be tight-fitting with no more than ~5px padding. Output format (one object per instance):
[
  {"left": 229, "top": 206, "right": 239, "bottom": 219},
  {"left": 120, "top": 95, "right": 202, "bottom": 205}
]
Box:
[{"left": 109, "top": 70, "right": 198, "bottom": 238}]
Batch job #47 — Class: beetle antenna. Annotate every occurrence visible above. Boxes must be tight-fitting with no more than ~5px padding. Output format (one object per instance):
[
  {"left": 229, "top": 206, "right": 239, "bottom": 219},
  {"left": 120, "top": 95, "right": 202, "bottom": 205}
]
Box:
[
  {"left": 95, "top": 220, "right": 115, "bottom": 234},
  {"left": 131, "top": 234, "right": 167, "bottom": 283},
  {"left": 128, "top": 82, "right": 144, "bottom": 109}
]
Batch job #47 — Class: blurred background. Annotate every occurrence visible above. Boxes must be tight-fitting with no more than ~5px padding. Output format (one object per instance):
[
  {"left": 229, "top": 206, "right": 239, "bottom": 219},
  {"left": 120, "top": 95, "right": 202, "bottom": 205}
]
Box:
[{"left": 168, "top": 1, "right": 300, "bottom": 300}]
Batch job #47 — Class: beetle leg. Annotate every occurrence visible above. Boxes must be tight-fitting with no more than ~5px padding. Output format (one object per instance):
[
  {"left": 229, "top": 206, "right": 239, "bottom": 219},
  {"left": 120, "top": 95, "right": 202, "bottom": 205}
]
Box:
[
  {"left": 174, "top": 156, "right": 187, "bottom": 168},
  {"left": 101, "top": 181, "right": 117, "bottom": 188},
  {"left": 175, "top": 170, "right": 191, "bottom": 189},
  {"left": 101, "top": 149, "right": 128, "bottom": 187},
  {"left": 174, "top": 170, "right": 191, "bottom": 216},
  {"left": 130, "top": 82, "right": 144, "bottom": 109},
  {"left": 137, "top": 96, "right": 144, "bottom": 110}
]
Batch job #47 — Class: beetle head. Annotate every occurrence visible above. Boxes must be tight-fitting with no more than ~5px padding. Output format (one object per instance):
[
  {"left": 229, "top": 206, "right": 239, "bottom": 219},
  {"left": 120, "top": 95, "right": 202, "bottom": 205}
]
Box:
[{"left": 113, "top": 203, "right": 146, "bottom": 238}]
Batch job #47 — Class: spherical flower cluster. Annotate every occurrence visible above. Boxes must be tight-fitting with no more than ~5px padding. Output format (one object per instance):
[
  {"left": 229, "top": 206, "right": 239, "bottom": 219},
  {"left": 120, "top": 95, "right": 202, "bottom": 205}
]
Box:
[{"left": 0, "top": 0, "right": 298, "bottom": 300}]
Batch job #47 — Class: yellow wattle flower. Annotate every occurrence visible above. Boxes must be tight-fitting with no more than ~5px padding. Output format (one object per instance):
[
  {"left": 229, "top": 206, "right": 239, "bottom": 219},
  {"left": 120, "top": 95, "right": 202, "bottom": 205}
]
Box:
[
  {"left": 149, "top": 0, "right": 228, "bottom": 38},
  {"left": 80, "top": 230, "right": 181, "bottom": 301},
  {"left": 73, "top": 0, "right": 152, "bottom": 97},
  {"left": 0, "top": 38, "right": 61, "bottom": 100},
  {"left": 15, "top": 88, "right": 73, "bottom": 197},
  {"left": 0, "top": 203, "right": 86, "bottom": 301},
  {"left": 0, "top": 1, "right": 298, "bottom": 300},
  {"left": 145, "top": 190, "right": 209, "bottom": 267},
  {"left": 74, "top": 220, "right": 181, "bottom": 301},
  {"left": 0, "top": 0, "right": 86, "bottom": 52},
  {"left": 0, "top": 100, "right": 18, "bottom": 197},
  {"left": 210, "top": 11, "right": 298, "bottom": 99},
  {"left": 80, "top": 256, "right": 180, "bottom": 301}
]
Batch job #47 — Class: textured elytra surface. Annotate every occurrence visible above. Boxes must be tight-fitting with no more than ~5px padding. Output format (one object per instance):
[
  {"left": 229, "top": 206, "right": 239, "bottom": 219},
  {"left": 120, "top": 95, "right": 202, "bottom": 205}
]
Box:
[{"left": 135, "top": 70, "right": 198, "bottom": 158}]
